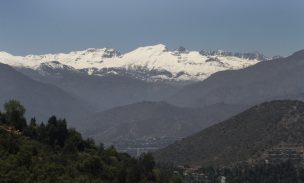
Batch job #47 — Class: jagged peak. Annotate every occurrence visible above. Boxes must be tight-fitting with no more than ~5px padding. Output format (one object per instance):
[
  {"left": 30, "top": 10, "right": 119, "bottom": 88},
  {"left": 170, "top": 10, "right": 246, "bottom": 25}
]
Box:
[
  {"left": 173, "top": 46, "right": 189, "bottom": 54},
  {"left": 199, "top": 49, "right": 268, "bottom": 61},
  {"left": 39, "top": 61, "right": 74, "bottom": 69},
  {"left": 37, "top": 61, "right": 79, "bottom": 74},
  {"left": 84, "top": 47, "right": 119, "bottom": 53}
]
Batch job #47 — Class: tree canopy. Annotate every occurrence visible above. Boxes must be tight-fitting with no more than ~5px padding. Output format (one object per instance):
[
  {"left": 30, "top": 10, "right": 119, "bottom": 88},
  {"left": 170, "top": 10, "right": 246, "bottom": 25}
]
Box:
[{"left": 0, "top": 100, "right": 181, "bottom": 183}]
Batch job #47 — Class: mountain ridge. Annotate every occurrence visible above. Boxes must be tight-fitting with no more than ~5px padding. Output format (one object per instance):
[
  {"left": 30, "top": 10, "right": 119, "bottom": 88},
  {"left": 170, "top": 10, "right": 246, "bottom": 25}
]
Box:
[{"left": 0, "top": 44, "right": 264, "bottom": 82}]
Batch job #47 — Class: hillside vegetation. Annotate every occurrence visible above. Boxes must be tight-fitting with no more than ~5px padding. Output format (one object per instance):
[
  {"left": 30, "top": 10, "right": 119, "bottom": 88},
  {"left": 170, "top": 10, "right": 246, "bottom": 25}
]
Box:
[
  {"left": 154, "top": 100, "right": 304, "bottom": 166},
  {"left": 0, "top": 100, "right": 181, "bottom": 183}
]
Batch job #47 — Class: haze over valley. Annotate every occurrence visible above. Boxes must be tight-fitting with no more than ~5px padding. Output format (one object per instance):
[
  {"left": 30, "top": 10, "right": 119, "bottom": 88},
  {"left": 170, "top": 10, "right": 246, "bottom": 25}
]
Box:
[{"left": 1, "top": 47, "right": 304, "bottom": 153}]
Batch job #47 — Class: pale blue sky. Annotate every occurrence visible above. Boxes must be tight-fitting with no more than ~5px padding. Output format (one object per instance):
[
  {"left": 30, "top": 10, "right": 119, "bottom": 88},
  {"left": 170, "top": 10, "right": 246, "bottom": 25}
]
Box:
[{"left": 0, "top": 0, "right": 303, "bottom": 56}]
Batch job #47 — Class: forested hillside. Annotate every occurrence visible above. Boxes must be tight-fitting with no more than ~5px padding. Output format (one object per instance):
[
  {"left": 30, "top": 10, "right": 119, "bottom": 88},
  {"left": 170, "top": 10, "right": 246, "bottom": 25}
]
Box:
[{"left": 0, "top": 100, "right": 181, "bottom": 183}]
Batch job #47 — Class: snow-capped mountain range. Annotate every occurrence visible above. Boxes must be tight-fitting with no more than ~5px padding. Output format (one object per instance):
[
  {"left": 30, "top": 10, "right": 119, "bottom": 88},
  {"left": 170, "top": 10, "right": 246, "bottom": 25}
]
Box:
[{"left": 0, "top": 44, "right": 267, "bottom": 82}]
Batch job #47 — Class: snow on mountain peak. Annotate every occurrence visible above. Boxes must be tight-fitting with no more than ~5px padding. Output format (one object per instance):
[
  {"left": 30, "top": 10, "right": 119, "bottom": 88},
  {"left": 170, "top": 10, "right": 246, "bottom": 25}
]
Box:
[
  {"left": 0, "top": 45, "right": 262, "bottom": 81},
  {"left": 133, "top": 44, "right": 168, "bottom": 53},
  {"left": 0, "top": 51, "right": 32, "bottom": 68},
  {"left": 0, "top": 51, "right": 13, "bottom": 57}
]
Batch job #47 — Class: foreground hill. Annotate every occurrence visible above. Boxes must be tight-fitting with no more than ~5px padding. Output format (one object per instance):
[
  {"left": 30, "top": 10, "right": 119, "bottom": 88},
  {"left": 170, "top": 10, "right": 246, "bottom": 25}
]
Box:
[
  {"left": 0, "top": 101, "right": 179, "bottom": 182},
  {"left": 0, "top": 63, "right": 91, "bottom": 126},
  {"left": 83, "top": 101, "right": 243, "bottom": 145},
  {"left": 154, "top": 100, "right": 304, "bottom": 166}
]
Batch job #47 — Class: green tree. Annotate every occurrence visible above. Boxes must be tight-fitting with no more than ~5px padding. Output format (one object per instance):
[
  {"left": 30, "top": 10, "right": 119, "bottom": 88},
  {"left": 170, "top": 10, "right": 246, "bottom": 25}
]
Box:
[
  {"left": 4, "top": 100, "right": 27, "bottom": 130},
  {"left": 140, "top": 153, "right": 155, "bottom": 172},
  {"left": 46, "top": 116, "right": 68, "bottom": 147},
  {"left": 63, "top": 128, "right": 85, "bottom": 154},
  {"left": 23, "top": 118, "right": 38, "bottom": 139},
  {"left": 79, "top": 155, "right": 105, "bottom": 178}
]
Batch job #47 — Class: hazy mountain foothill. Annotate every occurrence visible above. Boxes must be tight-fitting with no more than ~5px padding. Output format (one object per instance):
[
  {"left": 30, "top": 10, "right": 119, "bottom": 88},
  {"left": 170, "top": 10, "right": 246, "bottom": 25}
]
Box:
[
  {"left": 154, "top": 100, "right": 304, "bottom": 166},
  {"left": 18, "top": 66, "right": 178, "bottom": 111},
  {"left": 82, "top": 101, "right": 244, "bottom": 145},
  {"left": 0, "top": 63, "right": 92, "bottom": 127}
]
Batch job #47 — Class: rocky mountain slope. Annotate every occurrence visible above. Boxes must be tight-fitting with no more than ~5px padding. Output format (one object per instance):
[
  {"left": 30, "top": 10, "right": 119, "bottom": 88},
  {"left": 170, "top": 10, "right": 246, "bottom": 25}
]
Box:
[{"left": 154, "top": 100, "right": 304, "bottom": 166}]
